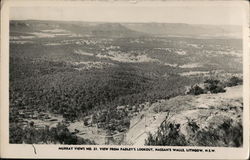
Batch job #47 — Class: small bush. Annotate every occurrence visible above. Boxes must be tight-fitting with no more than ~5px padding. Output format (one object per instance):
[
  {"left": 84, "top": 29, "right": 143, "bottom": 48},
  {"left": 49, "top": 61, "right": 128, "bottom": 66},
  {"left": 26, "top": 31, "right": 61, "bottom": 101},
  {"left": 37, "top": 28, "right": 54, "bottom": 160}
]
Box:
[
  {"left": 187, "top": 85, "right": 204, "bottom": 95},
  {"left": 145, "top": 122, "right": 188, "bottom": 146},
  {"left": 204, "top": 79, "right": 225, "bottom": 94},
  {"left": 226, "top": 76, "right": 243, "bottom": 87},
  {"left": 194, "top": 119, "right": 243, "bottom": 147}
]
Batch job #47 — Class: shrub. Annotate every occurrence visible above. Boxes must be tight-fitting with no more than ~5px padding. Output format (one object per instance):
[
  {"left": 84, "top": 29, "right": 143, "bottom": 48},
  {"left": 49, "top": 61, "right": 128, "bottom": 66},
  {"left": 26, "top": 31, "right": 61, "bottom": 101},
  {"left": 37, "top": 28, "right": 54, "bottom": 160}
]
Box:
[
  {"left": 9, "top": 122, "right": 95, "bottom": 144},
  {"left": 226, "top": 76, "right": 243, "bottom": 87},
  {"left": 145, "top": 122, "right": 188, "bottom": 146},
  {"left": 187, "top": 85, "right": 204, "bottom": 95},
  {"left": 194, "top": 119, "right": 243, "bottom": 147},
  {"left": 204, "top": 79, "right": 225, "bottom": 93}
]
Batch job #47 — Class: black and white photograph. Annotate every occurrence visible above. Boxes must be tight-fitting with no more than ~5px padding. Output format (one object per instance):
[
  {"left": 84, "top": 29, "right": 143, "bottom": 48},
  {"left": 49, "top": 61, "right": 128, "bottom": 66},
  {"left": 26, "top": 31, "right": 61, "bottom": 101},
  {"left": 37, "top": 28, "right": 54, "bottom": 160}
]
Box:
[{"left": 1, "top": 0, "right": 249, "bottom": 159}]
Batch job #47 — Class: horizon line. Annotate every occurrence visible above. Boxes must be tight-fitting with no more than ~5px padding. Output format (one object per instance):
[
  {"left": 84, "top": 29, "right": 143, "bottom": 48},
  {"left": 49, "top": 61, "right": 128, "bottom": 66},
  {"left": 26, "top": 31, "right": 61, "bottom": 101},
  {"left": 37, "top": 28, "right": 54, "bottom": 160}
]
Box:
[{"left": 9, "top": 19, "right": 242, "bottom": 27}]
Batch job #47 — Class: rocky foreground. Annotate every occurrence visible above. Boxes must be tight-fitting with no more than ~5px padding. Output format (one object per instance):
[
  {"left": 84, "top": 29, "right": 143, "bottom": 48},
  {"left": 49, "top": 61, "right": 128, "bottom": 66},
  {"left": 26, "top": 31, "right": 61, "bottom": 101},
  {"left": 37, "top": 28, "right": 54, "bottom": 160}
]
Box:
[{"left": 126, "top": 85, "right": 243, "bottom": 147}]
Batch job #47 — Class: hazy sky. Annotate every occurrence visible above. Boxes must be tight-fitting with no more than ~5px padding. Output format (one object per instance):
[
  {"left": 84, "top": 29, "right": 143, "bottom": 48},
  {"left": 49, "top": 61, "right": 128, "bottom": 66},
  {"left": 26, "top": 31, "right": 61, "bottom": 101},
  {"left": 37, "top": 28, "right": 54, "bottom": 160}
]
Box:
[{"left": 10, "top": 4, "right": 244, "bottom": 25}]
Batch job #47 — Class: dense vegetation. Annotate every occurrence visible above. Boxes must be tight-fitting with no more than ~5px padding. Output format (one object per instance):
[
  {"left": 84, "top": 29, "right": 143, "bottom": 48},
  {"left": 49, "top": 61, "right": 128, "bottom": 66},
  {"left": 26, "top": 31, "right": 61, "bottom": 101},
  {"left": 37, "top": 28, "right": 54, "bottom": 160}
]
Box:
[
  {"left": 187, "top": 76, "right": 243, "bottom": 95},
  {"left": 10, "top": 56, "right": 199, "bottom": 130},
  {"left": 193, "top": 119, "right": 243, "bottom": 147},
  {"left": 10, "top": 121, "right": 95, "bottom": 144},
  {"left": 145, "top": 119, "right": 243, "bottom": 147},
  {"left": 145, "top": 122, "right": 187, "bottom": 146}
]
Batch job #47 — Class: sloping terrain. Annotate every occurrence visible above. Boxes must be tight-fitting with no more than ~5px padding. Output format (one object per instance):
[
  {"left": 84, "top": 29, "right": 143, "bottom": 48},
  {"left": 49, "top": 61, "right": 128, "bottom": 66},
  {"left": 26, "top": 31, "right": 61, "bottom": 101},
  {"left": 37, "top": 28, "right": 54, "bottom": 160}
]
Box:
[{"left": 126, "top": 85, "right": 243, "bottom": 146}]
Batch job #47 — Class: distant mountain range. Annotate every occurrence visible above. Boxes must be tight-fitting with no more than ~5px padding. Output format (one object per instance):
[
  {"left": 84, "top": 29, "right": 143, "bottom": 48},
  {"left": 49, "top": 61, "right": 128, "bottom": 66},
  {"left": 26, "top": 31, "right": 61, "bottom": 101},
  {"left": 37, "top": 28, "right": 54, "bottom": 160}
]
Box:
[
  {"left": 124, "top": 23, "right": 241, "bottom": 38},
  {"left": 10, "top": 20, "right": 242, "bottom": 38}
]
